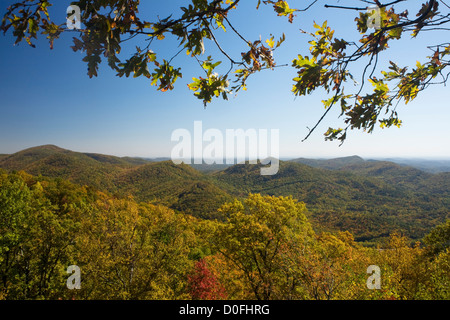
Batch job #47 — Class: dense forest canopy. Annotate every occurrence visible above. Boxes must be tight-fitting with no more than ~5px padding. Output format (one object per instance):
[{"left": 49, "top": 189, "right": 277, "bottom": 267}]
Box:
[
  {"left": 1, "top": 0, "right": 449, "bottom": 302},
  {"left": 1, "top": 145, "right": 448, "bottom": 245},
  {"left": 0, "top": 145, "right": 449, "bottom": 300},
  {"left": 0, "top": 169, "right": 448, "bottom": 300}
]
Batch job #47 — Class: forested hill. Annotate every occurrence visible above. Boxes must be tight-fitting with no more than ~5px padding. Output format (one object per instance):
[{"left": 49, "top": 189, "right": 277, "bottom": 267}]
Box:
[
  {"left": 289, "top": 156, "right": 433, "bottom": 185},
  {"left": 289, "top": 156, "right": 450, "bottom": 193},
  {"left": 0, "top": 145, "right": 150, "bottom": 191},
  {"left": 289, "top": 155, "right": 367, "bottom": 170},
  {"left": 0, "top": 145, "right": 448, "bottom": 245}
]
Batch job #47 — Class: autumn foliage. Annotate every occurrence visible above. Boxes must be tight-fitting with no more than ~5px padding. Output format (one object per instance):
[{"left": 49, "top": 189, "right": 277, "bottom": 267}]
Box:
[
  {"left": 187, "top": 258, "right": 227, "bottom": 300},
  {"left": 0, "top": 170, "right": 448, "bottom": 300},
  {"left": 2, "top": 1, "right": 449, "bottom": 141}
]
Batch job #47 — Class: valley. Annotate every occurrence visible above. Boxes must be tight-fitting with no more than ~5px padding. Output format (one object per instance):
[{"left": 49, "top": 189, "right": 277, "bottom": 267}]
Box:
[{"left": 1, "top": 145, "right": 448, "bottom": 245}]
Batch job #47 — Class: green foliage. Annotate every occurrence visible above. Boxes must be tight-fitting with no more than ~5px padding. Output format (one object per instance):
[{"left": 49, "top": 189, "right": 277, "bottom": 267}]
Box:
[
  {"left": 417, "top": 248, "right": 449, "bottom": 300},
  {"left": 0, "top": 146, "right": 229, "bottom": 219},
  {"left": 0, "top": 171, "right": 448, "bottom": 300},
  {"left": 1, "top": 145, "right": 448, "bottom": 245},
  {"left": 6, "top": 1, "right": 447, "bottom": 141},
  {"left": 213, "top": 160, "right": 449, "bottom": 244},
  {"left": 72, "top": 199, "right": 195, "bottom": 299},
  {"left": 0, "top": 170, "right": 199, "bottom": 299},
  {"left": 213, "top": 194, "right": 315, "bottom": 299},
  {"left": 423, "top": 219, "right": 450, "bottom": 257},
  {"left": 188, "top": 57, "right": 230, "bottom": 106},
  {"left": 0, "top": 171, "right": 84, "bottom": 299},
  {"left": 0, "top": 0, "right": 281, "bottom": 106}
]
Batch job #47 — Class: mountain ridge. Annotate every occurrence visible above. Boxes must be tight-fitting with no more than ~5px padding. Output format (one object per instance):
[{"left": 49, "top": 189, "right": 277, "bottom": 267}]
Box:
[{"left": 0, "top": 145, "right": 448, "bottom": 245}]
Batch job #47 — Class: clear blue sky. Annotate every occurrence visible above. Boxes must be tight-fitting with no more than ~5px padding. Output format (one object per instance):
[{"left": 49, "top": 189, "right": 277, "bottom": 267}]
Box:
[{"left": 0, "top": 0, "right": 449, "bottom": 159}]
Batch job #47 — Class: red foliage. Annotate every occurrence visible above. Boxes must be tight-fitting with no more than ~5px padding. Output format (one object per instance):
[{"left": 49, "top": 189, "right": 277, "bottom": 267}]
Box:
[{"left": 187, "top": 258, "right": 227, "bottom": 300}]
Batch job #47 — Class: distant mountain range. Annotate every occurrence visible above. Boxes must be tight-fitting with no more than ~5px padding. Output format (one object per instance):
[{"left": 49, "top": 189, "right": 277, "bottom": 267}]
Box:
[
  {"left": 290, "top": 155, "right": 450, "bottom": 174},
  {"left": 380, "top": 158, "right": 450, "bottom": 173},
  {"left": 0, "top": 145, "right": 448, "bottom": 245}
]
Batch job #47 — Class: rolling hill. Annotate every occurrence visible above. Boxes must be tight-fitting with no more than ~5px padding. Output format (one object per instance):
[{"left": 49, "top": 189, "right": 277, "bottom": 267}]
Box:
[
  {"left": 0, "top": 145, "right": 151, "bottom": 191},
  {"left": 383, "top": 158, "right": 450, "bottom": 173},
  {"left": 0, "top": 145, "right": 448, "bottom": 245},
  {"left": 289, "top": 155, "right": 366, "bottom": 170},
  {"left": 113, "top": 160, "right": 234, "bottom": 218},
  {"left": 0, "top": 145, "right": 231, "bottom": 218},
  {"left": 212, "top": 161, "right": 448, "bottom": 243},
  {"left": 289, "top": 156, "right": 432, "bottom": 185}
]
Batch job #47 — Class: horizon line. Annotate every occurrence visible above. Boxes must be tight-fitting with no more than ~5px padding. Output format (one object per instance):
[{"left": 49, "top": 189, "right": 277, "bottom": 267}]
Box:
[{"left": 2, "top": 144, "right": 450, "bottom": 161}]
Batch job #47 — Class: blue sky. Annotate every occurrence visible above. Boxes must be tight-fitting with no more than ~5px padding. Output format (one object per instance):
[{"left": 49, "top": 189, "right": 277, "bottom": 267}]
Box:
[{"left": 0, "top": 0, "right": 449, "bottom": 159}]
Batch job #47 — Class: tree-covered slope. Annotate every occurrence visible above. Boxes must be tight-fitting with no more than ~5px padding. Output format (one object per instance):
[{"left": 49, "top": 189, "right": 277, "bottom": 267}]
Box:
[
  {"left": 0, "top": 145, "right": 136, "bottom": 191},
  {"left": 289, "top": 155, "right": 366, "bottom": 170},
  {"left": 113, "top": 161, "right": 234, "bottom": 218},
  {"left": 290, "top": 156, "right": 432, "bottom": 183},
  {"left": 0, "top": 146, "right": 448, "bottom": 244},
  {"left": 213, "top": 161, "right": 449, "bottom": 244},
  {"left": 1, "top": 169, "right": 448, "bottom": 300},
  {"left": 0, "top": 146, "right": 233, "bottom": 219}
]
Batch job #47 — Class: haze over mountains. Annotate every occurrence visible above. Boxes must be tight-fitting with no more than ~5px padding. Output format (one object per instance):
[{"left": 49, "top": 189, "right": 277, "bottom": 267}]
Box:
[
  {"left": 290, "top": 155, "right": 450, "bottom": 174},
  {"left": 0, "top": 145, "right": 448, "bottom": 245}
]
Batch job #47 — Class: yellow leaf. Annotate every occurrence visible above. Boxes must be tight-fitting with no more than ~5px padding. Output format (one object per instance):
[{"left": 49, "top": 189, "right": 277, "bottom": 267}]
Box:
[{"left": 266, "top": 36, "right": 275, "bottom": 49}]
